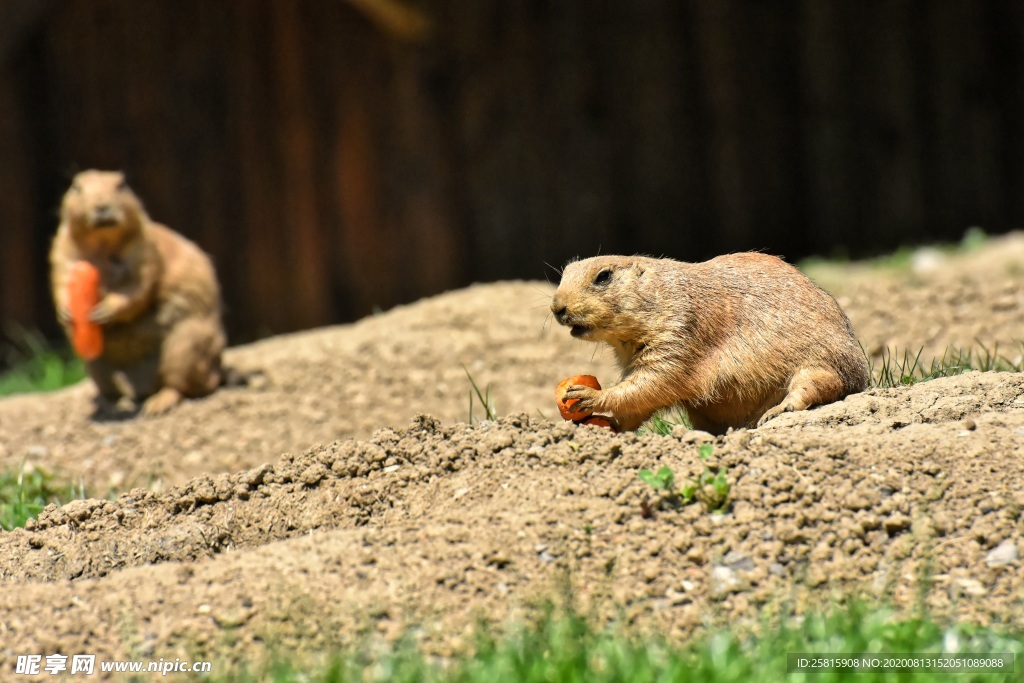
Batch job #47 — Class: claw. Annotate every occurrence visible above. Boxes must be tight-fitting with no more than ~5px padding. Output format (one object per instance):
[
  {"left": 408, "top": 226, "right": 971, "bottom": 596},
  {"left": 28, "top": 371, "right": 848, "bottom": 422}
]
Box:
[{"left": 757, "top": 402, "right": 792, "bottom": 427}]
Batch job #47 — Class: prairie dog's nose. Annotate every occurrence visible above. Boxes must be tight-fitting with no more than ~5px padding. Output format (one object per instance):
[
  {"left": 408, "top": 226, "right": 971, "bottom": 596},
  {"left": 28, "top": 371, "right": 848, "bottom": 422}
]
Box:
[
  {"left": 92, "top": 204, "right": 116, "bottom": 225},
  {"left": 551, "top": 295, "right": 568, "bottom": 322}
]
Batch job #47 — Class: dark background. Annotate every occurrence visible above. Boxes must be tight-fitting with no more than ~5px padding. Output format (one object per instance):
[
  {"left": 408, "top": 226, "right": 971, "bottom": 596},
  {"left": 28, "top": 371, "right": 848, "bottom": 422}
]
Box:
[{"left": 2, "top": 0, "right": 1022, "bottom": 346}]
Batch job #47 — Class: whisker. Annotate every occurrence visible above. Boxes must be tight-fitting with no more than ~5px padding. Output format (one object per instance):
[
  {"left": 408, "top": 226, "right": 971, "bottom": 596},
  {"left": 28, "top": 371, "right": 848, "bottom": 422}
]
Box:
[
  {"left": 542, "top": 261, "right": 564, "bottom": 279},
  {"left": 531, "top": 285, "right": 554, "bottom": 300}
]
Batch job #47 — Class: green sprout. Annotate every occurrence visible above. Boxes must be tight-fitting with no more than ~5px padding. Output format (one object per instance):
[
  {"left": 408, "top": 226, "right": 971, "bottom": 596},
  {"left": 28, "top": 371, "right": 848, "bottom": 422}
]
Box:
[{"left": 637, "top": 444, "right": 730, "bottom": 514}]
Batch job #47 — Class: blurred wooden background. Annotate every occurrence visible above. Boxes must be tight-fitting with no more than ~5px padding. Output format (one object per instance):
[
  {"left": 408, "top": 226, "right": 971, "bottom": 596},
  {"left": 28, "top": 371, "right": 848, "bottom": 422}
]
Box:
[{"left": 1, "top": 0, "right": 1022, "bottom": 345}]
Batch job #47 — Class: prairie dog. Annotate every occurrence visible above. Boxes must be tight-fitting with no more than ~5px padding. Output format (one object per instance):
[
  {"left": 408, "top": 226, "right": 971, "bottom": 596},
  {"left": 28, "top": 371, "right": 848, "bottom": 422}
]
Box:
[
  {"left": 550, "top": 253, "right": 869, "bottom": 433},
  {"left": 50, "top": 170, "right": 225, "bottom": 415}
]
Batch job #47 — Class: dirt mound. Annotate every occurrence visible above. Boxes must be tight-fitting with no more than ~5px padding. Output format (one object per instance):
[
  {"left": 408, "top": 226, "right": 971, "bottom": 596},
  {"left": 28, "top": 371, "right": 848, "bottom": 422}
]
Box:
[
  {"left": 2, "top": 374, "right": 1023, "bottom": 675},
  {"left": 1, "top": 235, "right": 1023, "bottom": 678}
]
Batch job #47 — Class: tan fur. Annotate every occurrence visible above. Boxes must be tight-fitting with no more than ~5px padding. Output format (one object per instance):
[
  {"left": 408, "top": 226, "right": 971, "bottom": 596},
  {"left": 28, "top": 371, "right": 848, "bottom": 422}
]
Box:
[
  {"left": 550, "top": 253, "right": 869, "bottom": 433},
  {"left": 49, "top": 170, "right": 225, "bottom": 415}
]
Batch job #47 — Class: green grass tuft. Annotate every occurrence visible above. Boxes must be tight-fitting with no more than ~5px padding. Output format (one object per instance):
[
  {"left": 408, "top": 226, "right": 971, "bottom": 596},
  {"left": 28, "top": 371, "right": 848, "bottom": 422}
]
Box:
[
  {"left": 0, "top": 328, "right": 85, "bottom": 397},
  {"left": 0, "top": 464, "right": 85, "bottom": 530},
  {"left": 463, "top": 366, "right": 498, "bottom": 423},
  {"left": 869, "top": 342, "right": 1023, "bottom": 389},
  {"left": 217, "top": 600, "right": 1022, "bottom": 682},
  {"left": 638, "top": 408, "right": 691, "bottom": 436}
]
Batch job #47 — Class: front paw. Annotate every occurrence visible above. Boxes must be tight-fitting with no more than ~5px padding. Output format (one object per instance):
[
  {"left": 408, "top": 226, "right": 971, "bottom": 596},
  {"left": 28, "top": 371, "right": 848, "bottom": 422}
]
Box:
[
  {"left": 88, "top": 295, "right": 123, "bottom": 324},
  {"left": 563, "top": 384, "right": 601, "bottom": 414}
]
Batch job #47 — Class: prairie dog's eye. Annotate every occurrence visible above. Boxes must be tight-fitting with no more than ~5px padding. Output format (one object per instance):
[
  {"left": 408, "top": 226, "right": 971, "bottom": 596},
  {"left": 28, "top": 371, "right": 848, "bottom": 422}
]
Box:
[{"left": 593, "top": 269, "right": 612, "bottom": 285}]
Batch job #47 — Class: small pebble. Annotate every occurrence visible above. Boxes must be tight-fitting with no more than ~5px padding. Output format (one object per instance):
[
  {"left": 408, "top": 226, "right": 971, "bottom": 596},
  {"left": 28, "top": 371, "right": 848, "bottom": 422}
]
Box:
[
  {"left": 954, "top": 578, "right": 987, "bottom": 597},
  {"left": 721, "top": 552, "right": 755, "bottom": 572},
  {"left": 985, "top": 540, "right": 1019, "bottom": 567},
  {"left": 710, "top": 566, "right": 744, "bottom": 597}
]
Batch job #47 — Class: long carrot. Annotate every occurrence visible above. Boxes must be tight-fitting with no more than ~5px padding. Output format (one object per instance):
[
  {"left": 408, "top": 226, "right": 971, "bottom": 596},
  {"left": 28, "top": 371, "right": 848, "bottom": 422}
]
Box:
[{"left": 68, "top": 260, "right": 103, "bottom": 360}]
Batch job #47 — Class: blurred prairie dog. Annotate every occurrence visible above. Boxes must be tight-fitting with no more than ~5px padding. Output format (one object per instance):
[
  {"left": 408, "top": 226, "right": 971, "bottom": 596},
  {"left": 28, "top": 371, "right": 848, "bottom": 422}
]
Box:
[
  {"left": 550, "top": 253, "right": 869, "bottom": 434},
  {"left": 50, "top": 170, "right": 225, "bottom": 415}
]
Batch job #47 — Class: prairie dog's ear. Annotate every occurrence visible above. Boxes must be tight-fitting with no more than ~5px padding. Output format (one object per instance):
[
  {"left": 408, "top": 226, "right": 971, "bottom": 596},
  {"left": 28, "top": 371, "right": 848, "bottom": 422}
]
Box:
[{"left": 632, "top": 263, "right": 646, "bottom": 277}]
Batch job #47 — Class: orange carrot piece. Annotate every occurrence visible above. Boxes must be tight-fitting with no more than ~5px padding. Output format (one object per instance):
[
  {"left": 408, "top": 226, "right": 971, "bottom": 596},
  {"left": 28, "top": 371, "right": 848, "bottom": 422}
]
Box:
[
  {"left": 555, "top": 374, "right": 602, "bottom": 421},
  {"left": 576, "top": 415, "right": 616, "bottom": 432},
  {"left": 68, "top": 261, "right": 103, "bottom": 360}
]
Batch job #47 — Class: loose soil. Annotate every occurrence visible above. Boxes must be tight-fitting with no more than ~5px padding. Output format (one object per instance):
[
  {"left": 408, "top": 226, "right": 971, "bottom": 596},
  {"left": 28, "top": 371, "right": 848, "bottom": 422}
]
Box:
[{"left": 1, "top": 235, "right": 1023, "bottom": 679}]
